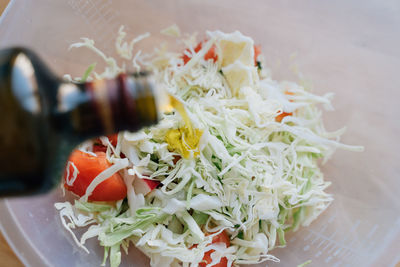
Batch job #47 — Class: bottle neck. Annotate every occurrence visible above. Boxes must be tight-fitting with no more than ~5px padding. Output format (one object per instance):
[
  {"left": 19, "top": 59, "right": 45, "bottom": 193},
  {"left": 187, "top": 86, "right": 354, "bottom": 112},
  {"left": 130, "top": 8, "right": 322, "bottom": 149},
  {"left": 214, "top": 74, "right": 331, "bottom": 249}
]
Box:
[
  {"left": 56, "top": 73, "right": 159, "bottom": 139},
  {"left": 0, "top": 47, "right": 160, "bottom": 140}
]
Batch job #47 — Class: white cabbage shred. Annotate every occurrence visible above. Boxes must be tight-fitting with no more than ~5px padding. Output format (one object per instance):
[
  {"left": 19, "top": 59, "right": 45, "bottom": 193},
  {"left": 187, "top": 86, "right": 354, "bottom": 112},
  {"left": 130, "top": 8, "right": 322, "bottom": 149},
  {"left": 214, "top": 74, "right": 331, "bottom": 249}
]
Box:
[{"left": 55, "top": 25, "right": 363, "bottom": 267}]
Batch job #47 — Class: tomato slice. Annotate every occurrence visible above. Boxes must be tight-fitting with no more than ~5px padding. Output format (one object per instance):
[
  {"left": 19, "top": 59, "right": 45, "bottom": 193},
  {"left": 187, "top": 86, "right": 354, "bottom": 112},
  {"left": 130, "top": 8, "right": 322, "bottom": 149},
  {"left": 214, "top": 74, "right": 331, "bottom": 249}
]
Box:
[
  {"left": 92, "top": 144, "right": 107, "bottom": 153},
  {"left": 183, "top": 42, "right": 261, "bottom": 69},
  {"left": 172, "top": 155, "right": 181, "bottom": 165},
  {"left": 254, "top": 45, "right": 261, "bottom": 66},
  {"left": 275, "top": 112, "right": 292, "bottom": 122},
  {"left": 106, "top": 133, "right": 119, "bottom": 147},
  {"left": 275, "top": 92, "right": 295, "bottom": 122},
  {"left": 182, "top": 41, "right": 218, "bottom": 65},
  {"left": 199, "top": 231, "right": 230, "bottom": 267},
  {"left": 93, "top": 133, "right": 126, "bottom": 157},
  {"left": 64, "top": 150, "right": 127, "bottom": 201},
  {"left": 94, "top": 134, "right": 118, "bottom": 147}
]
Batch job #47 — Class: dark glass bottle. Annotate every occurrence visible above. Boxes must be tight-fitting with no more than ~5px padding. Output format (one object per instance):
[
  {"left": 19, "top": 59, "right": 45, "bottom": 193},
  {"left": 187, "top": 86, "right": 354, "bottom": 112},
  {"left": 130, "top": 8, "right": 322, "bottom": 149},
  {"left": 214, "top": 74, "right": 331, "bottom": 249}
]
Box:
[{"left": 0, "top": 47, "right": 165, "bottom": 197}]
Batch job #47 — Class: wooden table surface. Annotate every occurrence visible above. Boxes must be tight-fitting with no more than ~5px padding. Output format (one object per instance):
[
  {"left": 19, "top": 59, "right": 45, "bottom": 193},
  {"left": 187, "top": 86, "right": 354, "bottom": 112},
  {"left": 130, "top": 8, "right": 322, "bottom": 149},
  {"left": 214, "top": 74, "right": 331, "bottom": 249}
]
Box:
[
  {"left": 0, "top": 1, "right": 22, "bottom": 258},
  {"left": 0, "top": 1, "right": 23, "bottom": 266},
  {"left": 0, "top": 5, "right": 24, "bottom": 267},
  {"left": 0, "top": 0, "right": 22, "bottom": 263},
  {"left": 0, "top": 233, "right": 23, "bottom": 267},
  {"left": 0, "top": 0, "right": 22, "bottom": 264}
]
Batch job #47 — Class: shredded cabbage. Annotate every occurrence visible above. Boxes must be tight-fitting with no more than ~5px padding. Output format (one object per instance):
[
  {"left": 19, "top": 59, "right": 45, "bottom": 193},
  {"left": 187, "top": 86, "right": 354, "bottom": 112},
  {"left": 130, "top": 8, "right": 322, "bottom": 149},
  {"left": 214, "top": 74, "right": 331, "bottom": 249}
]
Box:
[{"left": 55, "top": 25, "right": 363, "bottom": 267}]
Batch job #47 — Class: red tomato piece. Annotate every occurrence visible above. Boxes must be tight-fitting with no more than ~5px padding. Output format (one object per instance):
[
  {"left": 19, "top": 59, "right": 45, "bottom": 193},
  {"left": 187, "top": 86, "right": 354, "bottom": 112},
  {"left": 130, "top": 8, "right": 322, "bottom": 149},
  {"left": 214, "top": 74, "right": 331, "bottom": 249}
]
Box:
[
  {"left": 64, "top": 150, "right": 127, "bottom": 201},
  {"left": 254, "top": 44, "right": 261, "bottom": 66},
  {"left": 199, "top": 231, "right": 230, "bottom": 267},
  {"left": 275, "top": 112, "right": 293, "bottom": 122},
  {"left": 183, "top": 42, "right": 261, "bottom": 68},
  {"left": 172, "top": 155, "right": 181, "bottom": 165},
  {"left": 182, "top": 41, "right": 218, "bottom": 65},
  {"left": 107, "top": 133, "right": 119, "bottom": 147},
  {"left": 93, "top": 133, "right": 125, "bottom": 156},
  {"left": 276, "top": 91, "right": 295, "bottom": 122},
  {"left": 92, "top": 144, "right": 107, "bottom": 153},
  {"left": 94, "top": 133, "right": 118, "bottom": 147}
]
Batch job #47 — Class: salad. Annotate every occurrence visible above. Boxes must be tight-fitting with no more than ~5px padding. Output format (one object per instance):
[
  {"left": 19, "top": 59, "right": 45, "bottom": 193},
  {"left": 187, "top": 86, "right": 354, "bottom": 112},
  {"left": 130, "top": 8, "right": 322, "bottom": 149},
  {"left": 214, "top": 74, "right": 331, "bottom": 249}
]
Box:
[{"left": 55, "top": 25, "right": 362, "bottom": 267}]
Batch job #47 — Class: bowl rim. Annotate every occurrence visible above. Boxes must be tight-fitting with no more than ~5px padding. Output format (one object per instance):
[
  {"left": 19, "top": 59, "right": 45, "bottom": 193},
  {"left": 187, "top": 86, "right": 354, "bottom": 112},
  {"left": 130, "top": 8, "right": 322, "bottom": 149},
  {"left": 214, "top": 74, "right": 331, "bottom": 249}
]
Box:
[{"left": 0, "top": 199, "right": 51, "bottom": 267}]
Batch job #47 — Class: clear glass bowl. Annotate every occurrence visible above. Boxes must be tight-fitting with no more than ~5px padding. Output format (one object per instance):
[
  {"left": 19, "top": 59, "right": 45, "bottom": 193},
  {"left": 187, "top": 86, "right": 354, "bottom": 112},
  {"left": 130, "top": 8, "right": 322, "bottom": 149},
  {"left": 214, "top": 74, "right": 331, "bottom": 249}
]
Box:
[{"left": 0, "top": 0, "right": 399, "bottom": 266}]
